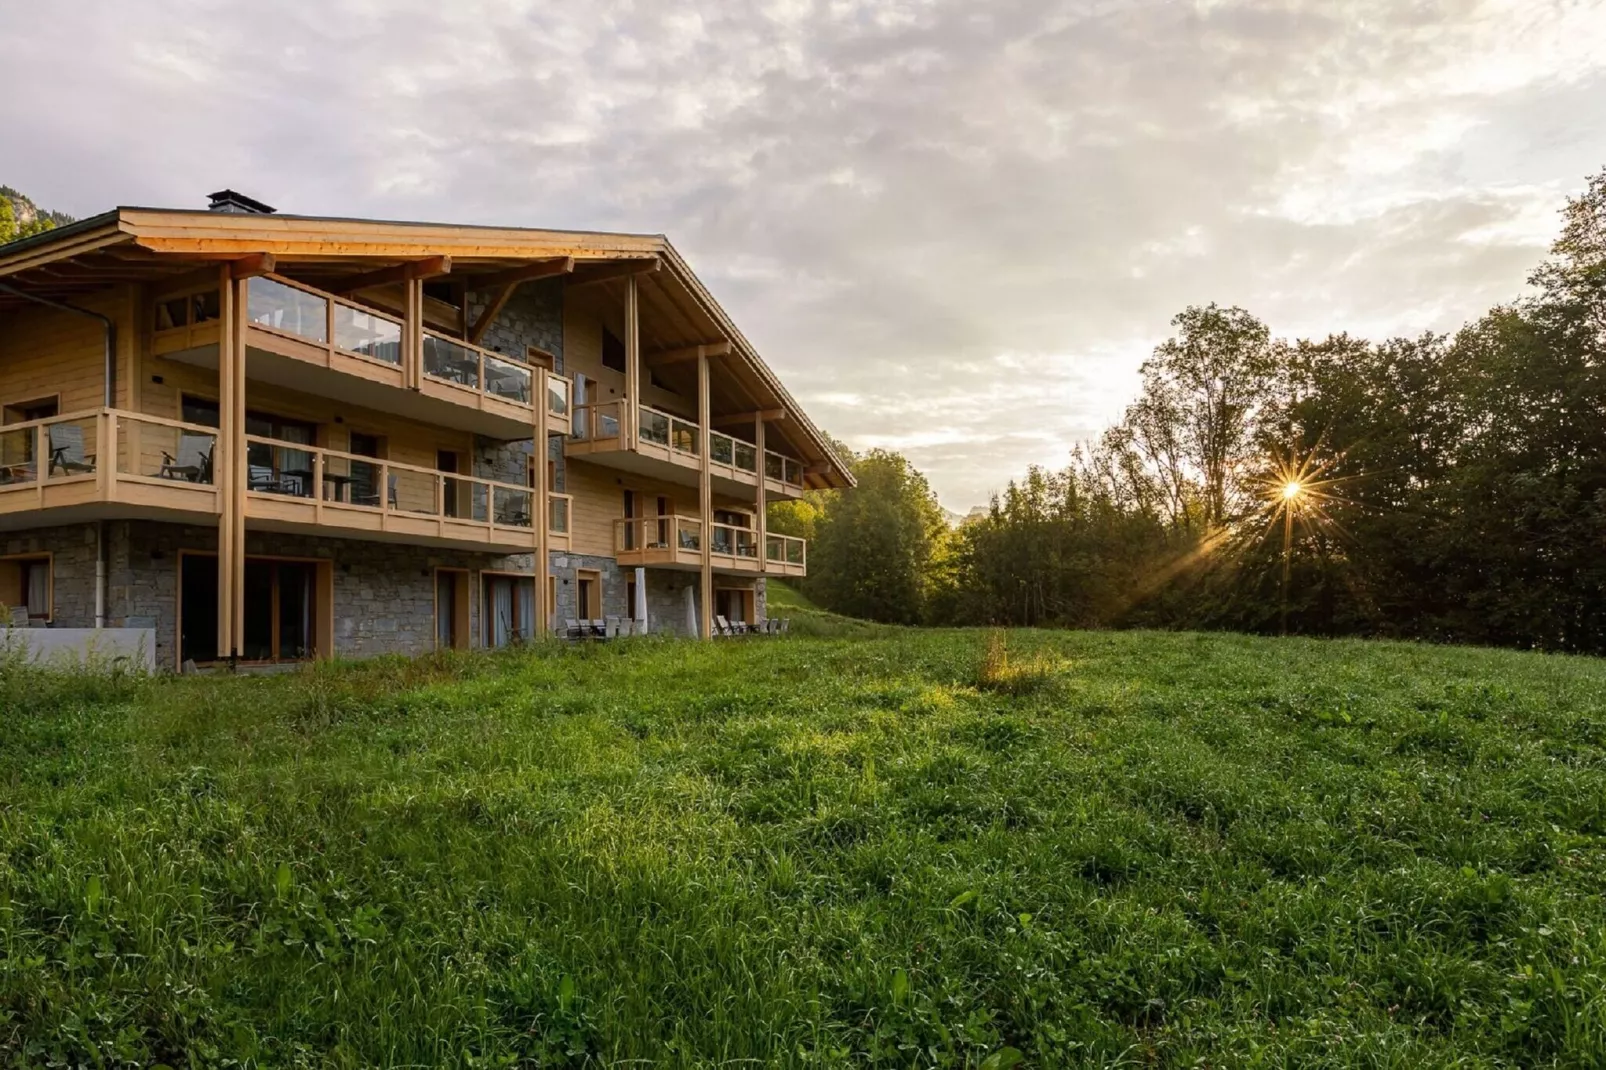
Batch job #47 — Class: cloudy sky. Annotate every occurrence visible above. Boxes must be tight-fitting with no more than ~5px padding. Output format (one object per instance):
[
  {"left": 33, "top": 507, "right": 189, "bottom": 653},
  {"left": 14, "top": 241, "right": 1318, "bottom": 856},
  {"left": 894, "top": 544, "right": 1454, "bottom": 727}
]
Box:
[{"left": 2, "top": 0, "right": 1603, "bottom": 508}]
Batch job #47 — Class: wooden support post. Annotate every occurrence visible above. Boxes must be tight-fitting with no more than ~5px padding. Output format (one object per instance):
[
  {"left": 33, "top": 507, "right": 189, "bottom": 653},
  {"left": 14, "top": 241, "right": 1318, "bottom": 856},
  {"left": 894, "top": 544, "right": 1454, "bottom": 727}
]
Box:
[
  {"left": 404, "top": 277, "right": 424, "bottom": 389},
  {"left": 229, "top": 275, "right": 248, "bottom": 654},
  {"left": 756, "top": 415, "right": 767, "bottom": 576},
  {"left": 215, "top": 265, "right": 237, "bottom": 659},
  {"left": 534, "top": 372, "right": 549, "bottom": 636},
  {"left": 698, "top": 353, "right": 713, "bottom": 640},
  {"left": 624, "top": 274, "right": 640, "bottom": 451}
]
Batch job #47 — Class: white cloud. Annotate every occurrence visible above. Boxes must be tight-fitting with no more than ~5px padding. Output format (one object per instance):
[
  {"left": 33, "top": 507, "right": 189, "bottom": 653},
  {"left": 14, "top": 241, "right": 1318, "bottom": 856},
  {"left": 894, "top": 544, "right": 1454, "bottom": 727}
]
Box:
[{"left": 0, "top": 0, "right": 1601, "bottom": 508}]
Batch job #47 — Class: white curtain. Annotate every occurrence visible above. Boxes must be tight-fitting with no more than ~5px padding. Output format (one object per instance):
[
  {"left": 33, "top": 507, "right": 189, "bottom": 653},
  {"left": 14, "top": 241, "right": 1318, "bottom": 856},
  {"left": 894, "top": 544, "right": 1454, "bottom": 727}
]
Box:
[
  {"left": 490, "top": 577, "right": 514, "bottom": 648},
  {"left": 683, "top": 584, "right": 697, "bottom": 637},
  {"left": 634, "top": 567, "right": 648, "bottom": 634},
  {"left": 517, "top": 579, "right": 535, "bottom": 640},
  {"left": 25, "top": 562, "right": 48, "bottom": 616},
  {"left": 572, "top": 374, "right": 588, "bottom": 438}
]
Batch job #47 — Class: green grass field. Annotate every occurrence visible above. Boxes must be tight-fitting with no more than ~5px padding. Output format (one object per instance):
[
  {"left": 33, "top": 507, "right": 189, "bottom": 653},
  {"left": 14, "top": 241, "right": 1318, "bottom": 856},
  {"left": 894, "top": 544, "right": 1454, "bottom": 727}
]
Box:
[{"left": 3, "top": 626, "right": 1605, "bottom": 1067}]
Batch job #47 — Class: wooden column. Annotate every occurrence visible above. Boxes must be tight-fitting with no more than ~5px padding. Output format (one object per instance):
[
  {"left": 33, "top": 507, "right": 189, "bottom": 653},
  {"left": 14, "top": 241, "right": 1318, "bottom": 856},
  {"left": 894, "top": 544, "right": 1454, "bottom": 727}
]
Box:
[
  {"left": 624, "top": 275, "right": 640, "bottom": 450},
  {"left": 228, "top": 276, "right": 248, "bottom": 653},
  {"left": 698, "top": 353, "right": 713, "bottom": 639},
  {"left": 534, "top": 373, "right": 549, "bottom": 636},
  {"left": 215, "top": 266, "right": 237, "bottom": 659},
  {"left": 404, "top": 278, "right": 423, "bottom": 389},
  {"left": 755, "top": 416, "right": 767, "bottom": 577}
]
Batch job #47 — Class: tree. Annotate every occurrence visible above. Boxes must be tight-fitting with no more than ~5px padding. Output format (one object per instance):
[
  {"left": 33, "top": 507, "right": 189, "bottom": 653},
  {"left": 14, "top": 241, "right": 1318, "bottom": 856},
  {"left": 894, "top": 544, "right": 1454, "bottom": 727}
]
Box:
[{"left": 807, "top": 449, "right": 945, "bottom": 624}]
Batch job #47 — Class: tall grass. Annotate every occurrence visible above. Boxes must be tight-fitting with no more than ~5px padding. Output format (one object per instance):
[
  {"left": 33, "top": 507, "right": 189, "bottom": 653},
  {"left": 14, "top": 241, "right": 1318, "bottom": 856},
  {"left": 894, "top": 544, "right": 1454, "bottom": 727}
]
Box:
[{"left": 2, "top": 630, "right": 1605, "bottom": 1066}]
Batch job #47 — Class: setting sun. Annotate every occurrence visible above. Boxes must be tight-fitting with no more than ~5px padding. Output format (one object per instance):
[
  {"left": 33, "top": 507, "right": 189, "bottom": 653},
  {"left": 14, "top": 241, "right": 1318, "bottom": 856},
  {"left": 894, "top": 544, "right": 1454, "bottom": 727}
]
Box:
[{"left": 1282, "top": 481, "right": 1303, "bottom": 500}]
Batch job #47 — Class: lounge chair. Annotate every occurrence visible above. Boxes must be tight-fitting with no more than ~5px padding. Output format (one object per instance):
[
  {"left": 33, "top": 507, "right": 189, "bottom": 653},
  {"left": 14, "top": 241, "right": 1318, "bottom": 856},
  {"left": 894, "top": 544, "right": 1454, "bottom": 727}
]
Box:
[
  {"left": 563, "top": 618, "right": 583, "bottom": 640},
  {"left": 48, "top": 423, "right": 95, "bottom": 476},
  {"left": 159, "top": 432, "right": 214, "bottom": 482}
]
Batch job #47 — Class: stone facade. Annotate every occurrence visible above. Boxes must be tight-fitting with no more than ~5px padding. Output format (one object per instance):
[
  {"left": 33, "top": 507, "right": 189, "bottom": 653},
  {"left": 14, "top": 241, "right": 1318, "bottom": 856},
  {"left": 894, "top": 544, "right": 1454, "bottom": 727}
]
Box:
[
  {"left": 1, "top": 524, "right": 101, "bottom": 626},
  {"left": 466, "top": 277, "right": 570, "bottom": 499}
]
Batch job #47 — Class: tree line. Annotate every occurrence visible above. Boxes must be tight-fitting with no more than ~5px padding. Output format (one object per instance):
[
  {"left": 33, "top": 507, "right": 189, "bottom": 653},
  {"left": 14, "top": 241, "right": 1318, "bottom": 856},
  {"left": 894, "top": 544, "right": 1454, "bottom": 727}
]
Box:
[{"left": 777, "top": 168, "right": 1606, "bottom": 653}]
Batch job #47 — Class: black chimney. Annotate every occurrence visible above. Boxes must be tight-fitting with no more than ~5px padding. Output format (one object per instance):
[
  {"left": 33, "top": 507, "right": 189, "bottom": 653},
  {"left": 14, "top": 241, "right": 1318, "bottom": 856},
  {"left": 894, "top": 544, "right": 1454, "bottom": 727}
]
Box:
[{"left": 207, "top": 190, "right": 276, "bottom": 215}]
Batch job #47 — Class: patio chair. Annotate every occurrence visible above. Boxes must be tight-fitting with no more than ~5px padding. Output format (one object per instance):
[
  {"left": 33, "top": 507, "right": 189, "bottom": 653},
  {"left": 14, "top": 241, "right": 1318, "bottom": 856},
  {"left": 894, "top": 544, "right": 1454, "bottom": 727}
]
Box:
[
  {"left": 587, "top": 619, "right": 607, "bottom": 638},
  {"left": 6, "top": 606, "right": 27, "bottom": 628},
  {"left": 48, "top": 423, "right": 95, "bottom": 476},
  {"left": 714, "top": 615, "right": 735, "bottom": 638},
  {"left": 159, "top": 432, "right": 214, "bottom": 482},
  {"left": 563, "top": 618, "right": 583, "bottom": 640},
  {"left": 248, "top": 464, "right": 289, "bottom": 494},
  {"left": 778, "top": 618, "right": 790, "bottom": 635},
  {"left": 604, "top": 616, "right": 623, "bottom": 639}
]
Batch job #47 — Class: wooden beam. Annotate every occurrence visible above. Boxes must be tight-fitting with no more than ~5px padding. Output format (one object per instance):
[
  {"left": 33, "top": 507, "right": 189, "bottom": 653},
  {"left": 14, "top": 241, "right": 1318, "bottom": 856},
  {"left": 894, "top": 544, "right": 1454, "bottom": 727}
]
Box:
[
  {"left": 647, "top": 340, "right": 731, "bottom": 366},
  {"left": 467, "top": 284, "right": 516, "bottom": 346},
  {"left": 463, "top": 257, "right": 573, "bottom": 291},
  {"left": 566, "top": 258, "right": 661, "bottom": 288},
  {"left": 229, "top": 252, "right": 276, "bottom": 279},
  {"left": 329, "top": 256, "right": 452, "bottom": 294},
  {"left": 713, "top": 408, "right": 785, "bottom": 424},
  {"left": 625, "top": 275, "right": 640, "bottom": 450},
  {"left": 698, "top": 353, "right": 714, "bottom": 640}
]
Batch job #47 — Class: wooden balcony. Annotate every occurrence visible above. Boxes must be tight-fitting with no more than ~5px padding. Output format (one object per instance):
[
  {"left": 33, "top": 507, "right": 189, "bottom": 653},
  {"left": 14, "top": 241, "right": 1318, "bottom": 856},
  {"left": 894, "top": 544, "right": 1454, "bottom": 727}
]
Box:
[
  {"left": 151, "top": 275, "right": 572, "bottom": 440},
  {"left": 0, "top": 408, "right": 570, "bottom": 555},
  {"left": 568, "top": 400, "right": 808, "bottom": 500},
  {"left": 613, "top": 516, "right": 806, "bottom": 578}
]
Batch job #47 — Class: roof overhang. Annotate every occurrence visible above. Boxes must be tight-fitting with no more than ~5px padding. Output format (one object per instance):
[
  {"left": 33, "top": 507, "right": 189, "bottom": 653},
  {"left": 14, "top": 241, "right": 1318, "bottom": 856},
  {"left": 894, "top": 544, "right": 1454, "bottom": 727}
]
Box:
[{"left": 0, "top": 207, "right": 853, "bottom": 489}]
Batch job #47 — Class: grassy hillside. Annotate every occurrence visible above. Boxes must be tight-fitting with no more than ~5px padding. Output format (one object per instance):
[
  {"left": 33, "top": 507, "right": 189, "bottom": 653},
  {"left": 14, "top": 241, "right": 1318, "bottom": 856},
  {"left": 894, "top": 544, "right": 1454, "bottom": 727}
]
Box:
[{"left": 2, "top": 630, "right": 1605, "bottom": 1066}]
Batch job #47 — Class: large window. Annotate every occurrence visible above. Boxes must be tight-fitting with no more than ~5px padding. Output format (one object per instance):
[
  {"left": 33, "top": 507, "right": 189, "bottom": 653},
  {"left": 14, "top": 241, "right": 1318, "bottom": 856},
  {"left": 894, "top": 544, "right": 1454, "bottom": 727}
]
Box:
[
  {"left": 179, "top": 555, "right": 328, "bottom": 664},
  {"left": 602, "top": 328, "right": 627, "bottom": 373},
  {"left": 483, "top": 574, "right": 536, "bottom": 648}
]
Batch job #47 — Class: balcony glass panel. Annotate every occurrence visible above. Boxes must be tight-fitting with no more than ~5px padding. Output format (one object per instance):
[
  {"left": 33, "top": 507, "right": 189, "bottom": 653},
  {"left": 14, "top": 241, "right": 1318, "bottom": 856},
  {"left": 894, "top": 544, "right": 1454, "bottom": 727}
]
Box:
[
  {"left": 765, "top": 451, "right": 783, "bottom": 480},
  {"left": 485, "top": 356, "right": 532, "bottom": 403},
  {"left": 126, "top": 422, "right": 218, "bottom": 484},
  {"left": 332, "top": 304, "right": 402, "bottom": 364},
  {"left": 423, "top": 334, "right": 482, "bottom": 390},
  {"left": 732, "top": 440, "right": 757, "bottom": 472},
  {"left": 670, "top": 418, "right": 699, "bottom": 456},
  {"left": 784, "top": 457, "right": 803, "bottom": 485},
  {"left": 493, "top": 487, "right": 533, "bottom": 527},
  {"left": 547, "top": 376, "right": 570, "bottom": 416},
  {"left": 247, "top": 277, "right": 328, "bottom": 343},
  {"left": 711, "top": 432, "right": 734, "bottom": 466},
  {"left": 639, "top": 408, "right": 670, "bottom": 446},
  {"left": 0, "top": 425, "right": 39, "bottom": 486}
]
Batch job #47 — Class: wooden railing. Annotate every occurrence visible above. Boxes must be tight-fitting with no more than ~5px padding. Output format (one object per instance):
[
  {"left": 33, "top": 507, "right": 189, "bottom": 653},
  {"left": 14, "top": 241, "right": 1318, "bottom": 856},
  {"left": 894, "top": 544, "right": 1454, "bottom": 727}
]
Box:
[
  {"left": 547, "top": 492, "right": 573, "bottom": 535},
  {"left": 612, "top": 515, "right": 802, "bottom": 574},
  {"left": 421, "top": 331, "right": 533, "bottom": 405},
  {"left": 765, "top": 533, "right": 807, "bottom": 571},
  {"left": 245, "top": 275, "right": 404, "bottom": 368},
  {"left": 571, "top": 400, "right": 624, "bottom": 442},
  {"left": 0, "top": 408, "right": 222, "bottom": 515},
  {"left": 242, "top": 435, "right": 539, "bottom": 545}
]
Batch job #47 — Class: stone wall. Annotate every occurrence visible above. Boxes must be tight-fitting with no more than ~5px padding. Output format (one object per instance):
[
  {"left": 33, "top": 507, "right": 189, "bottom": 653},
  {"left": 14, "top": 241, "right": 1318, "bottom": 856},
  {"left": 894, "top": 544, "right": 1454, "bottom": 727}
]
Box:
[
  {"left": 2, "top": 523, "right": 100, "bottom": 626},
  {"left": 467, "top": 277, "right": 570, "bottom": 497},
  {"left": 108, "top": 522, "right": 543, "bottom": 669}
]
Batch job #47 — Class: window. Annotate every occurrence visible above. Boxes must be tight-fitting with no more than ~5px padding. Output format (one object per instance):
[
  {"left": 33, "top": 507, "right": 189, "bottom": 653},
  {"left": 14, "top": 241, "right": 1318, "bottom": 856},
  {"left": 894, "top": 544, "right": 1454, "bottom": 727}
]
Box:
[
  {"left": 526, "top": 346, "right": 555, "bottom": 372},
  {"left": 179, "top": 553, "right": 330, "bottom": 664},
  {"left": 435, "top": 569, "right": 470, "bottom": 650},
  {"left": 483, "top": 574, "right": 536, "bottom": 648},
  {"left": 3, "top": 397, "right": 58, "bottom": 425},
  {"left": 601, "top": 328, "right": 626, "bottom": 373},
  {"left": 182, "top": 396, "right": 220, "bottom": 428},
  {"left": 0, "top": 554, "right": 51, "bottom": 622},
  {"left": 576, "top": 568, "right": 602, "bottom": 619}
]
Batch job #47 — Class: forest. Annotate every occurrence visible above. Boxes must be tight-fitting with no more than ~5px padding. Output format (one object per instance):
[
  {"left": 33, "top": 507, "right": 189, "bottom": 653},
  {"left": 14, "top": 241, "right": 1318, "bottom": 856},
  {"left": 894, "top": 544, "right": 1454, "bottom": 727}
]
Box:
[{"left": 777, "top": 168, "right": 1606, "bottom": 654}]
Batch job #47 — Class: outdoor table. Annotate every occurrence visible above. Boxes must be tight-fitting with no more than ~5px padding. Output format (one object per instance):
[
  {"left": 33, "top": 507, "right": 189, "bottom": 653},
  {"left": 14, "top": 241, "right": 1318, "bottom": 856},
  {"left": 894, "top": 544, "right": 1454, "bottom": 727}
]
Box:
[{"left": 320, "top": 471, "right": 355, "bottom": 502}]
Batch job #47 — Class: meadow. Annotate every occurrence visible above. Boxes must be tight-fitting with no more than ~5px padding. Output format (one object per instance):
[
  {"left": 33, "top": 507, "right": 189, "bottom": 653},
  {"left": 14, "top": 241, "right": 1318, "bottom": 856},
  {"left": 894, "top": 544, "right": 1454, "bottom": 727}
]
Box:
[{"left": 2, "top": 614, "right": 1604, "bottom": 1067}]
